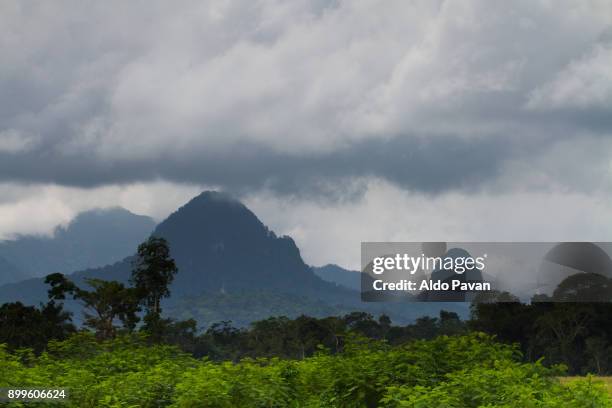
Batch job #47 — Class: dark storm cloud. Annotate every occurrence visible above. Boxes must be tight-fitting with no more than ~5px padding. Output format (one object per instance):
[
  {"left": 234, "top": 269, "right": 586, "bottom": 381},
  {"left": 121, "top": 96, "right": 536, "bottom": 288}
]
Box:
[
  {"left": 1, "top": 0, "right": 611, "bottom": 198},
  {"left": 0, "top": 134, "right": 512, "bottom": 196}
]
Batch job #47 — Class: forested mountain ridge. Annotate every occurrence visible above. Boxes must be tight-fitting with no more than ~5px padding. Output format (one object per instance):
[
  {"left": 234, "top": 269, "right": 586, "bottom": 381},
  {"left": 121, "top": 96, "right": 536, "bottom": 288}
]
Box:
[
  {"left": 151, "top": 191, "right": 334, "bottom": 297},
  {"left": 0, "top": 191, "right": 461, "bottom": 325},
  {"left": 0, "top": 191, "right": 345, "bottom": 300}
]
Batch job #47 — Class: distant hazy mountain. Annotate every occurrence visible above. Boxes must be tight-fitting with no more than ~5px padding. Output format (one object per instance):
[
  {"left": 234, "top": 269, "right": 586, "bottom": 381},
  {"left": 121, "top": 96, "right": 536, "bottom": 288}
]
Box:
[
  {"left": 0, "top": 207, "right": 155, "bottom": 284},
  {"left": 0, "top": 256, "right": 29, "bottom": 286},
  {"left": 312, "top": 264, "right": 361, "bottom": 291},
  {"left": 0, "top": 192, "right": 466, "bottom": 324},
  {"left": 0, "top": 192, "right": 343, "bottom": 302}
]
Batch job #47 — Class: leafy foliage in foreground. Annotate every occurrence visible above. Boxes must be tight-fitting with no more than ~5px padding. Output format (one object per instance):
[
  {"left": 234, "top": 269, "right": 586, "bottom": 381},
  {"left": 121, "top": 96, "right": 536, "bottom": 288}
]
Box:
[{"left": 2, "top": 333, "right": 611, "bottom": 407}]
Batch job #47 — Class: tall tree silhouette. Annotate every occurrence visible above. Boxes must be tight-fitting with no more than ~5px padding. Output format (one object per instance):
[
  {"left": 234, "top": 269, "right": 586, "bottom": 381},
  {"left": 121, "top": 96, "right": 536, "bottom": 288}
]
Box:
[{"left": 131, "top": 237, "right": 178, "bottom": 321}]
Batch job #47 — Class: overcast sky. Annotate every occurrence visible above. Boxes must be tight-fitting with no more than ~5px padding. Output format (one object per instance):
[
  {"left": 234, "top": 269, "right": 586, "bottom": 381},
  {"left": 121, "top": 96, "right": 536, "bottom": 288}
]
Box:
[{"left": 1, "top": 0, "right": 612, "bottom": 269}]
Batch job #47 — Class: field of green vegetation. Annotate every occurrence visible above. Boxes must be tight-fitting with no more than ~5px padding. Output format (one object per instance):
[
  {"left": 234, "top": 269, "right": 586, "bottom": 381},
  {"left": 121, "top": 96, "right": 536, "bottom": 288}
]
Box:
[
  {"left": 560, "top": 376, "right": 612, "bottom": 396},
  {"left": 2, "top": 332, "right": 611, "bottom": 407}
]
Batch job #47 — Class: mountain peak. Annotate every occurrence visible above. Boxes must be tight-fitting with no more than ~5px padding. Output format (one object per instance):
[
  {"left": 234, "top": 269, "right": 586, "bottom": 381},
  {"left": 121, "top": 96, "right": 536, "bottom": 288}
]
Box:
[
  {"left": 190, "top": 190, "right": 239, "bottom": 204},
  {"left": 174, "top": 191, "right": 252, "bottom": 219},
  {"left": 150, "top": 191, "right": 326, "bottom": 296},
  {"left": 157, "top": 191, "right": 271, "bottom": 242},
  {"left": 56, "top": 207, "right": 154, "bottom": 237},
  {"left": 72, "top": 206, "right": 145, "bottom": 220}
]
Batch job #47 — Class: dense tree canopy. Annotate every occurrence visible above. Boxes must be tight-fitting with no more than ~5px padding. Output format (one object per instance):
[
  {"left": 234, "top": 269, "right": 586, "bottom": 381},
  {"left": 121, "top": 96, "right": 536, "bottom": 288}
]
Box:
[
  {"left": 0, "top": 301, "right": 74, "bottom": 352},
  {"left": 45, "top": 273, "right": 141, "bottom": 340}
]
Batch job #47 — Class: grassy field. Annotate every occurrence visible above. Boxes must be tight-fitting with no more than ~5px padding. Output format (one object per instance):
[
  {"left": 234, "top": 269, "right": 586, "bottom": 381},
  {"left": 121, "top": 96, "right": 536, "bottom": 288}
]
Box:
[{"left": 560, "top": 377, "right": 612, "bottom": 395}]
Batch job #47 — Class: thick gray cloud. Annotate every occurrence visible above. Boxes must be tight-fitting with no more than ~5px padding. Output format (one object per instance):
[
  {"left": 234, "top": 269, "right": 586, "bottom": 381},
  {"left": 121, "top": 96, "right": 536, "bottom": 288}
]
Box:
[
  {"left": 0, "top": 134, "right": 508, "bottom": 196},
  {"left": 1, "top": 1, "right": 612, "bottom": 268},
  {"left": 1, "top": 0, "right": 611, "bottom": 196}
]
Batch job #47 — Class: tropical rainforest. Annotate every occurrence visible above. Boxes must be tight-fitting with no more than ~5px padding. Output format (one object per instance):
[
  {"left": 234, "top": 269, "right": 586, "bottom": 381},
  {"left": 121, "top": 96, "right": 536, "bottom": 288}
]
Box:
[{"left": 1, "top": 237, "right": 612, "bottom": 407}]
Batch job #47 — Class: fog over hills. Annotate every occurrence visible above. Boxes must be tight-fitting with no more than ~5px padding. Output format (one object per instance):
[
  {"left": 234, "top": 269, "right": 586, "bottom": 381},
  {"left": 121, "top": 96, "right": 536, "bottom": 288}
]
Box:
[
  {"left": 0, "top": 208, "right": 155, "bottom": 285},
  {"left": 0, "top": 255, "right": 28, "bottom": 286},
  {"left": 0, "top": 192, "right": 465, "bottom": 325}
]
